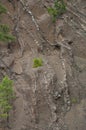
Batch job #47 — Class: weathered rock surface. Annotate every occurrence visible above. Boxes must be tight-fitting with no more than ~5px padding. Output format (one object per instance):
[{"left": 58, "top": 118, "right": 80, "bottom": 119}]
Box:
[
  {"left": 65, "top": 99, "right": 86, "bottom": 130},
  {"left": 0, "top": 0, "right": 86, "bottom": 130}
]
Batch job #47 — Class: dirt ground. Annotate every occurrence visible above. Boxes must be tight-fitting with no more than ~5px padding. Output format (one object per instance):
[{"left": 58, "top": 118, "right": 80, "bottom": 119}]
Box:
[{"left": 0, "top": 0, "right": 86, "bottom": 130}]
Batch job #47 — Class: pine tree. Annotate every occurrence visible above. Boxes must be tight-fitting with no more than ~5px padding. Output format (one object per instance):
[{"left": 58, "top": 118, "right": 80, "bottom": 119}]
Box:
[{"left": 0, "top": 76, "right": 14, "bottom": 118}]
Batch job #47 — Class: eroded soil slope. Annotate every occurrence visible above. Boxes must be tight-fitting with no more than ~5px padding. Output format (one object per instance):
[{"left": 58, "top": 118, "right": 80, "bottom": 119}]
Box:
[{"left": 0, "top": 0, "right": 86, "bottom": 130}]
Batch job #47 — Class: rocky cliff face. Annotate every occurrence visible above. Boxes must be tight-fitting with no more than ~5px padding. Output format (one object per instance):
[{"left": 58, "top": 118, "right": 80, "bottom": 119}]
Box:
[{"left": 0, "top": 0, "right": 86, "bottom": 130}]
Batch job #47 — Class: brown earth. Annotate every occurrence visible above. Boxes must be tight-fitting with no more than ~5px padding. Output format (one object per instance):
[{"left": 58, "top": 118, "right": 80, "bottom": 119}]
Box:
[{"left": 0, "top": 0, "right": 86, "bottom": 130}]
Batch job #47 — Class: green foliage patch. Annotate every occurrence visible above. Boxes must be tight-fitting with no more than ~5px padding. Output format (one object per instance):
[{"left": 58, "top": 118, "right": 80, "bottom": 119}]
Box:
[
  {"left": 0, "top": 24, "right": 15, "bottom": 42},
  {"left": 0, "top": 3, "right": 16, "bottom": 42},
  {"left": 0, "top": 24, "right": 10, "bottom": 34},
  {"left": 0, "top": 31, "right": 16, "bottom": 42},
  {"left": 33, "top": 58, "right": 43, "bottom": 68},
  {"left": 47, "top": 0, "right": 66, "bottom": 22},
  {"left": 0, "top": 76, "right": 14, "bottom": 118},
  {"left": 0, "top": 3, "right": 7, "bottom": 14}
]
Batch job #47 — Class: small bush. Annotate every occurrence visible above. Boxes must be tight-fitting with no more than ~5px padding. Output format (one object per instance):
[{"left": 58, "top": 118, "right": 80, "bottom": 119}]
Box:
[
  {"left": 0, "top": 32, "right": 15, "bottom": 42},
  {"left": 0, "top": 24, "right": 10, "bottom": 34},
  {"left": 33, "top": 58, "right": 43, "bottom": 68},
  {"left": 0, "top": 4, "right": 16, "bottom": 42},
  {"left": 0, "top": 24, "right": 15, "bottom": 42},
  {"left": 0, "top": 3, "right": 7, "bottom": 14},
  {"left": 0, "top": 76, "right": 14, "bottom": 118},
  {"left": 47, "top": 7, "right": 58, "bottom": 22},
  {"left": 47, "top": 0, "right": 66, "bottom": 22}
]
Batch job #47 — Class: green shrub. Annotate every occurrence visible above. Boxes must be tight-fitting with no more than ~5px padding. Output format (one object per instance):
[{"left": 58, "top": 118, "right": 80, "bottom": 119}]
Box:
[
  {"left": 0, "top": 76, "right": 14, "bottom": 118},
  {"left": 47, "top": 0, "right": 66, "bottom": 22},
  {"left": 0, "top": 24, "right": 16, "bottom": 42},
  {"left": 0, "top": 3, "right": 7, "bottom": 14},
  {"left": 0, "top": 24, "right": 10, "bottom": 34},
  {"left": 33, "top": 58, "right": 43, "bottom": 68},
  {"left": 0, "top": 32, "right": 15, "bottom": 42},
  {"left": 0, "top": 3, "right": 16, "bottom": 42},
  {"left": 47, "top": 7, "right": 58, "bottom": 22}
]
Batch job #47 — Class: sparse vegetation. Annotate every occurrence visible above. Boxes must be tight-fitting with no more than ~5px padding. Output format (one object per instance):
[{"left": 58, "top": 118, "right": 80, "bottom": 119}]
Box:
[
  {"left": 0, "top": 3, "right": 7, "bottom": 14},
  {"left": 0, "top": 76, "right": 14, "bottom": 118},
  {"left": 71, "top": 98, "right": 77, "bottom": 104},
  {"left": 0, "top": 24, "right": 10, "bottom": 34},
  {"left": 0, "top": 31, "right": 15, "bottom": 42},
  {"left": 47, "top": 0, "right": 66, "bottom": 22},
  {"left": 0, "top": 3, "right": 15, "bottom": 42},
  {"left": 33, "top": 58, "right": 43, "bottom": 68}
]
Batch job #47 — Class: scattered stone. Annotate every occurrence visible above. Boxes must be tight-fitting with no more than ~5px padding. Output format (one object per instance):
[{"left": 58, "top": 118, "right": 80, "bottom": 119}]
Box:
[{"left": 54, "top": 91, "right": 61, "bottom": 100}]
